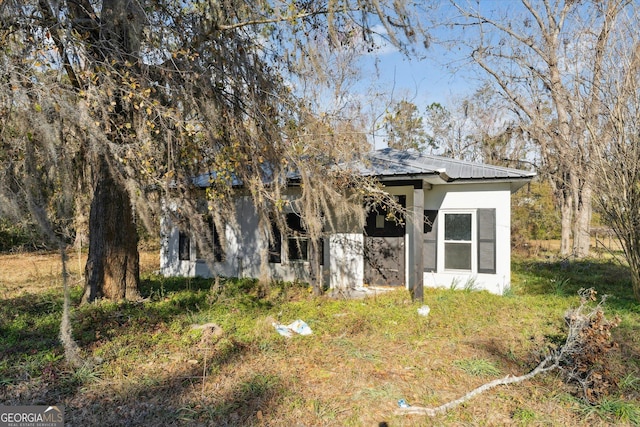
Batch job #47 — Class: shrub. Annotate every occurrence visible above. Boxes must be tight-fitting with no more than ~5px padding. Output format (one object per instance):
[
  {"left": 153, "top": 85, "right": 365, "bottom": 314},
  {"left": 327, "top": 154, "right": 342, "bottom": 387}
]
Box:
[{"left": 0, "top": 218, "right": 44, "bottom": 252}]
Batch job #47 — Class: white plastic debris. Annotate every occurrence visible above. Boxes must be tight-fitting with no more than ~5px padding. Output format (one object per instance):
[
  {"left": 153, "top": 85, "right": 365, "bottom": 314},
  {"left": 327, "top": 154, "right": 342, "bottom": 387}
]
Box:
[
  {"left": 397, "top": 399, "right": 411, "bottom": 408},
  {"left": 273, "top": 319, "right": 313, "bottom": 337},
  {"left": 417, "top": 305, "right": 431, "bottom": 317},
  {"left": 273, "top": 324, "right": 294, "bottom": 337}
]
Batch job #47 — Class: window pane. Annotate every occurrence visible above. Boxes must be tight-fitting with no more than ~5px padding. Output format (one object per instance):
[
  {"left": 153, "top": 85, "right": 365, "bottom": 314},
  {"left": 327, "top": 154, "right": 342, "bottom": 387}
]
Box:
[
  {"left": 269, "top": 219, "right": 281, "bottom": 263},
  {"left": 178, "top": 232, "right": 190, "bottom": 261},
  {"left": 286, "top": 213, "right": 304, "bottom": 232},
  {"left": 444, "top": 242, "right": 471, "bottom": 270},
  {"left": 213, "top": 225, "right": 224, "bottom": 262},
  {"left": 445, "top": 214, "right": 471, "bottom": 241},
  {"left": 288, "top": 237, "right": 308, "bottom": 261}
]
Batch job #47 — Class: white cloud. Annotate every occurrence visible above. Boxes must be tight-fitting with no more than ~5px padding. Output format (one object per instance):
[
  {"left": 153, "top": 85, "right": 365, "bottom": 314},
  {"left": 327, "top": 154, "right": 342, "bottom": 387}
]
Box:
[{"left": 365, "top": 24, "right": 400, "bottom": 56}]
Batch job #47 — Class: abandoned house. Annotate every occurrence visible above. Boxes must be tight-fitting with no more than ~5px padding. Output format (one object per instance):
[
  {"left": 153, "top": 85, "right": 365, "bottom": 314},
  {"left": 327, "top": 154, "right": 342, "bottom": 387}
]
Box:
[{"left": 160, "top": 148, "right": 535, "bottom": 295}]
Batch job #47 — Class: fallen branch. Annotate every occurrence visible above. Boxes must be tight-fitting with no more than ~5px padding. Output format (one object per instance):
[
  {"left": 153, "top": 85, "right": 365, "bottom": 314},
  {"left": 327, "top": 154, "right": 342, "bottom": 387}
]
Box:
[
  {"left": 396, "top": 354, "right": 559, "bottom": 416},
  {"left": 396, "top": 288, "right": 617, "bottom": 417}
]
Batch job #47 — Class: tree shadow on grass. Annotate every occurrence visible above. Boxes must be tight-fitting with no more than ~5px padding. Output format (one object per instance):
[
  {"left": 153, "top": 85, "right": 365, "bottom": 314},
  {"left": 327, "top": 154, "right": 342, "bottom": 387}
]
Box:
[
  {"left": 0, "top": 291, "right": 65, "bottom": 397},
  {"left": 140, "top": 275, "right": 214, "bottom": 295},
  {"left": 66, "top": 275, "right": 279, "bottom": 351},
  {"left": 70, "top": 372, "right": 284, "bottom": 426},
  {"left": 184, "top": 372, "right": 285, "bottom": 426},
  {"left": 2, "top": 315, "right": 286, "bottom": 427},
  {"left": 0, "top": 292, "right": 62, "bottom": 351},
  {"left": 140, "top": 275, "right": 276, "bottom": 311},
  {"left": 0, "top": 275, "right": 273, "bottom": 410},
  {"left": 1, "top": 273, "right": 300, "bottom": 384},
  {"left": 60, "top": 345, "right": 285, "bottom": 426},
  {"left": 0, "top": 276, "right": 215, "bottom": 386}
]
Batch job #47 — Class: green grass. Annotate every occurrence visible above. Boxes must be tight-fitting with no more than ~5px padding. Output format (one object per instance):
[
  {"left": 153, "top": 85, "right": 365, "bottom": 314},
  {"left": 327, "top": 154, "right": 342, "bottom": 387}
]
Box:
[
  {"left": 1, "top": 254, "right": 639, "bottom": 425},
  {"left": 453, "top": 358, "right": 502, "bottom": 377},
  {"left": 580, "top": 397, "right": 640, "bottom": 425},
  {"left": 511, "top": 255, "right": 635, "bottom": 304}
]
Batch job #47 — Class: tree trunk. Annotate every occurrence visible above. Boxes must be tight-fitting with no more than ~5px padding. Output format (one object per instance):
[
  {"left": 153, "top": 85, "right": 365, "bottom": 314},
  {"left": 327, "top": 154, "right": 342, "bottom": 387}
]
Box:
[
  {"left": 560, "top": 190, "right": 573, "bottom": 256},
  {"left": 82, "top": 154, "right": 140, "bottom": 303},
  {"left": 573, "top": 181, "right": 592, "bottom": 258},
  {"left": 631, "top": 267, "right": 640, "bottom": 303}
]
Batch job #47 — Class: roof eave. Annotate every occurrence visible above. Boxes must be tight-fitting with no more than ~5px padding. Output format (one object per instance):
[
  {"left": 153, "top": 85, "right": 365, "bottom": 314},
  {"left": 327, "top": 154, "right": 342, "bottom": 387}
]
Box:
[
  {"left": 379, "top": 173, "right": 535, "bottom": 188},
  {"left": 443, "top": 176, "right": 535, "bottom": 193}
]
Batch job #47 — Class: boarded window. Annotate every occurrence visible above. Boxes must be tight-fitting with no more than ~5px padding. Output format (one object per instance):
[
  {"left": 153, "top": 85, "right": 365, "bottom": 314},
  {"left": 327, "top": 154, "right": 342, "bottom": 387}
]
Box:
[
  {"left": 197, "top": 216, "right": 225, "bottom": 262},
  {"left": 212, "top": 225, "right": 224, "bottom": 262},
  {"left": 287, "top": 213, "right": 308, "bottom": 262},
  {"left": 270, "top": 214, "right": 323, "bottom": 264},
  {"left": 208, "top": 216, "right": 225, "bottom": 262},
  {"left": 269, "top": 218, "right": 282, "bottom": 263},
  {"left": 318, "top": 238, "right": 324, "bottom": 266},
  {"left": 364, "top": 195, "right": 406, "bottom": 237}
]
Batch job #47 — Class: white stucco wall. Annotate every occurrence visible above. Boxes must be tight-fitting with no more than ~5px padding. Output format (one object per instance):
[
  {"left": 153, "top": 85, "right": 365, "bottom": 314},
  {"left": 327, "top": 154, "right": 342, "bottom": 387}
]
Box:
[
  {"left": 421, "top": 182, "right": 512, "bottom": 295},
  {"left": 329, "top": 233, "right": 364, "bottom": 290},
  {"left": 161, "top": 194, "right": 320, "bottom": 283},
  {"left": 160, "top": 203, "right": 195, "bottom": 277},
  {"left": 160, "top": 220, "right": 195, "bottom": 277},
  {"left": 159, "top": 199, "right": 240, "bottom": 279}
]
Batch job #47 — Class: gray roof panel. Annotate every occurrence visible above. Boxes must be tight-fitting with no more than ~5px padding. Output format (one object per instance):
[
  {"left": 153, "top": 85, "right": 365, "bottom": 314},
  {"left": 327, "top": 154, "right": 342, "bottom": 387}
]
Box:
[
  {"left": 356, "top": 148, "right": 536, "bottom": 181},
  {"left": 192, "top": 148, "right": 536, "bottom": 188}
]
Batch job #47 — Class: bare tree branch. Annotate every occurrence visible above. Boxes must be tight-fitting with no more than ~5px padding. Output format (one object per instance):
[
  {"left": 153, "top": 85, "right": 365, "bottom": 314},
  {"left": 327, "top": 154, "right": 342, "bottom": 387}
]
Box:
[{"left": 397, "top": 289, "right": 617, "bottom": 417}]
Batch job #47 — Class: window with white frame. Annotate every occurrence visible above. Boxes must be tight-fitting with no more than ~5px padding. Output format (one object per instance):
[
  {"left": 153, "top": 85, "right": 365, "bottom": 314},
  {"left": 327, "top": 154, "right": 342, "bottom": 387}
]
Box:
[
  {"left": 432, "top": 209, "right": 496, "bottom": 274},
  {"left": 443, "top": 212, "right": 473, "bottom": 271}
]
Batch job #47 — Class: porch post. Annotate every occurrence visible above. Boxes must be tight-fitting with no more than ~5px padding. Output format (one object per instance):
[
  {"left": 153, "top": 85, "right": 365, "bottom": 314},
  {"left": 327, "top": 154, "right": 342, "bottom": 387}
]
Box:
[{"left": 412, "top": 184, "right": 424, "bottom": 301}]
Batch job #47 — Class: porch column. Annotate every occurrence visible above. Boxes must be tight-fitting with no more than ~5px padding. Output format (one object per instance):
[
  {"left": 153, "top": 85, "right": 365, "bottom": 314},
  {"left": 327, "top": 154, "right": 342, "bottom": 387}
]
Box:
[{"left": 412, "top": 185, "right": 424, "bottom": 301}]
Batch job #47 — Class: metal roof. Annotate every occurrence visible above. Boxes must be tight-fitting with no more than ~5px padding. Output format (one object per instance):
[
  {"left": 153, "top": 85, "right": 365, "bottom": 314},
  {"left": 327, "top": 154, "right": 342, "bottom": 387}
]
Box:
[
  {"left": 355, "top": 148, "right": 536, "bottom": 182},
  {"left": 192, "top": 148, "right": 536, "bottom": 188}
]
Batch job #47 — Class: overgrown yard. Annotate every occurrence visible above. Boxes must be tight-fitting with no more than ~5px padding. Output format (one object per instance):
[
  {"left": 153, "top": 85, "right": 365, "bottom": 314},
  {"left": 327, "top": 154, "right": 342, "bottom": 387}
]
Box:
[{"left": 1, "top": 251, "right": 639, "bottom": 426}]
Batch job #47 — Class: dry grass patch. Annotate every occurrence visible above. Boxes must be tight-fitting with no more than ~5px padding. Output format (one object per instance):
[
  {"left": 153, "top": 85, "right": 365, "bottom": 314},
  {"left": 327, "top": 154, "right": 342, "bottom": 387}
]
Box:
[
  {"left": 0, "top": 250, "right": 158, "bottom": 299},
  {"left": 1, "top": 251, "right": 639, "bottom": 426}
]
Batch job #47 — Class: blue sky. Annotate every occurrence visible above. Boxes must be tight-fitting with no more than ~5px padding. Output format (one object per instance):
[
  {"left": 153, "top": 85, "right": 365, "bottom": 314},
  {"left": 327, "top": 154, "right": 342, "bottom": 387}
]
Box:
[
  {"left": 358, "top": 49, "right": 478, "bottom": 108},
  {"left": 351, "top": 4, "right": 486, "bottom": 113},
  {"left": 353, "top": 27, "right": 483, "bottom": 148}
]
